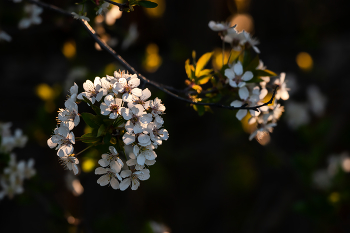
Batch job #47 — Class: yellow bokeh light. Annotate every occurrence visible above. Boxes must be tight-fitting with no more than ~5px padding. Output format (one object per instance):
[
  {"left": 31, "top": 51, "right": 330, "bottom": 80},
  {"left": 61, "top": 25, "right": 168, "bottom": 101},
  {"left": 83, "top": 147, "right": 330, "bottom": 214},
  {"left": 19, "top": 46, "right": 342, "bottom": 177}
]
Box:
[
  {"left": 144, "top": 0, "right": 165, "bottom": 18},
  {"left": 62, "top": 40, "right": 76, "bottom": 59},
  {"left": 296, "top": 52, "right": 313, "bottom": 71},
  {"left": 95, "top": 15, "right": 104, "bottom": 24},
  {"left": 328, "top": 192, "right": 340, "bottom": 203},
  {"left": 229, "top": 13, "right": 254, "bottom": 32},
  {"left": 36, "top": 83, "right": 54, "bottom": 101},
  {"left": 233, "top": 0, "right": 251, "bottom": 13},
  {"left": 82, "top": 158, "right": 95, "bottom": 173},
  {"left": 143, "top": 43, "right": 162, "bottom": 73}
]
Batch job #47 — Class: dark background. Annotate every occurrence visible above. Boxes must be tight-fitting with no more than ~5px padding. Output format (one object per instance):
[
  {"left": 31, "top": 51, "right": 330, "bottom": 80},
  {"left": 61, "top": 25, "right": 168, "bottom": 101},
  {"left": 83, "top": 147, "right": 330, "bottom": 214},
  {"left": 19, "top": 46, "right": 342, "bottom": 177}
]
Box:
[{"left": 1, "top": 0, "right": 350, "bottom": 232}]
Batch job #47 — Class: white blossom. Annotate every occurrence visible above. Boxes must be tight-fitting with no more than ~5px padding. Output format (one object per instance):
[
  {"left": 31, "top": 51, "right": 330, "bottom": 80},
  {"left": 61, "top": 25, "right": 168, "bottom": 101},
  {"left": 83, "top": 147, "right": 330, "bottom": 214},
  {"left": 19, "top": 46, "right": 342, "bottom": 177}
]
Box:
[
  {"left": 208, "top": 21, "right": 230, "bottom": 31},
  {"left": 59, "top": 155, "right": 79, "bottom": 175},
  {"left": 47, "top": 125, "right": 75, "bottom": 157},
  {"left": 98, "top": 146, "right": 124, "bottom": 172},
  {"left": 95, "top": 167, "right": 122, "bottom": 189},
  {"left": 225, "top": 61, "right": 253, "bottom": 88},
  {"left": 113, "top": 75, "right": 142, "bottom": 102},
  {"left": 77, "top": 77, "right": 104, "bottom": 104},
  {"left": 274, "top": 73, "right": 290, "bottom": 100},
  {"left": 132, "top": 144, "right": 157, "bottom": 166},
  {"left": 285, "top": 101, "right": 310, "bottom": 129},
  {"left": 96, "top": 2, "right": 110, "bottom": 15},
  {"left": 100, "top": 95, "right": 123, "bottom": 119},
  {"left": 119, "top": 169, "right": 150, "bottom": 191}
]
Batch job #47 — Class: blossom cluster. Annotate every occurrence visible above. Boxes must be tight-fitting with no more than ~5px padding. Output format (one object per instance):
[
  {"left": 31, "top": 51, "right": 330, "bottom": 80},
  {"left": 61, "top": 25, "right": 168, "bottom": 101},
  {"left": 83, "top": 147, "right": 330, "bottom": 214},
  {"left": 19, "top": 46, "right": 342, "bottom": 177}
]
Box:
[
  {"left": 47, "top": 70, "right": 168, "bottom": 191},
  {"left": 0, "top": 122, "right": 35, "bottom": 200},
  {"left": 208, "top": 21, "right": 290, "bottom": 143}
]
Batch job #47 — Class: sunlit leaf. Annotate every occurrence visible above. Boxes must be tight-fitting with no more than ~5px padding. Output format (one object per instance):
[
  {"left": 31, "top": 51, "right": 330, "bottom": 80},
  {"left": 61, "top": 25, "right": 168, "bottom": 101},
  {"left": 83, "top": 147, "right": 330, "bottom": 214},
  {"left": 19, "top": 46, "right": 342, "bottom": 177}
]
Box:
[
  {"left": 195, "top": 52, "right": 213, "bottom": 76},
  {"left": 192, "top": 85, "right": 202, "bottom": 93},
  {"left": 253, "top": 69, "right": 277, "bottom": 77}
]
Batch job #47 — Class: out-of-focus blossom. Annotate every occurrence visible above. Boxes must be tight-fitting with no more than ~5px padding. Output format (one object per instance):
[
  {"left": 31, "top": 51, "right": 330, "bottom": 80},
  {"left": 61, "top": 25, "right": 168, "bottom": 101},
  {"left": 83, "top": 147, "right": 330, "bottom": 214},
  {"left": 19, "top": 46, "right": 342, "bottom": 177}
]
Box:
[
  {"left": 121, "top": 23, "right": 139, "bottom": 50},
  {"left": 0, "top": 31, "right": 12, "bottom": 42},
  {"left": 19, "top": 4, "right": 43, "bottom": 29},
  {"left": 71, "top": 12, "right": 90, "bottom": 22},
  {"left": 284, "top": 101, "right": 309, "bottom": 129},
  {"left": 307, "top": 85, "right": 327, "bottom": 116}
]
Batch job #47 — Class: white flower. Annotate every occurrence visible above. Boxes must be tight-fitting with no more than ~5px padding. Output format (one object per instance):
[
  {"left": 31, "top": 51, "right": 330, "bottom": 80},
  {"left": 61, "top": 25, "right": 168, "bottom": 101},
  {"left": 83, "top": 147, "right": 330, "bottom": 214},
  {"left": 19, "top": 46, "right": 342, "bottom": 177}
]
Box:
[
  {"left": 98, "top": 146, "right": 124, "bottom": 172},
  {"left": 241, "top": 31, "right": 260, "bottom": 53},
  {"left": 274, "top": 73, "right": 290, "bottom": 100},
  {"left": 230, "top": 86, "right": 265, "bottom": 120},
  {"left": 96, "top": 2, "right": 110, "bottom": 15},
  {"left": 208, "top": 21, "right": 230, "bottom": 31},
  {"left": 113, "top": 75, "right": 142, "bottom": 102},
  {"left": 0, "top": 31, "right": 12, "bottom": 42},
  {"left": 307, "top": 85, "right": 327, "bottom": 116},
  {"left": 19, "top": 5, "right": 43, "bottom": 29},
  {"left": 224, "top": 61, "right": 253, "bottom": 88},
  {"left": 58, "top": 100, "right": 80, "bottom": 130},
  {"left": 71, "top": 12, "right": 90, "bottom": 22},
  {"left": 146, "top": 122, "right": 169, "bottom": 146},
  {"left": 131, "top": 88, "right": 152, "bottom": 106},
  {"left": 144, "top": 97, "right": 166, "bottom": 116},
  {"left": 59, "top": 155, "right": 79, "bottom": 175},
  {"left": 100, "top": 95, "right": 123, "bottom": 119},
  {"left": 132, "top": 145, "right": 157, "bottom": 166},
  {"left": 77, "top": 77, "right": 104, "bottom": 104},
  {"left": 47, "top": 125, "right": 75, "bottom": 157},
  {"left": 95, "top": 167, "right": 122, "bottom": 189},
  {"left": 223, "top": 27, "right": 245, "bottom": 48},
  {"left": 122, "top": 132, "right": 135, "bottom": 145},
  {"left": 119, "top": 169, "right": 150, "bottom": 191},
  {"left": 126, "top": 151, "right": 156, "bottom": 170}
]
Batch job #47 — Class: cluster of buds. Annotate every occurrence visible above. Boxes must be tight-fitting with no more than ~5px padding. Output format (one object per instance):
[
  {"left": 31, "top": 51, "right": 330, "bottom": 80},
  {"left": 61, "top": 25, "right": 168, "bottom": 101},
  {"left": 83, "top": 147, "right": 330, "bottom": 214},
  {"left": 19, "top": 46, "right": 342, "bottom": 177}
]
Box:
[{"left": 48, "top": 70, "right": 168, "bottom": 191}]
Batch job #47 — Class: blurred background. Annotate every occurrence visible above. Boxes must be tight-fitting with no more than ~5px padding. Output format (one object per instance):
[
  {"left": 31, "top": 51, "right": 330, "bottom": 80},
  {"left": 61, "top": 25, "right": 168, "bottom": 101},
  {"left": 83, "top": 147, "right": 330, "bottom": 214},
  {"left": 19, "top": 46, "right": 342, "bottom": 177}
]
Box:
[{"left": 1, "top": 0, "right": 350, "bottom": 232}]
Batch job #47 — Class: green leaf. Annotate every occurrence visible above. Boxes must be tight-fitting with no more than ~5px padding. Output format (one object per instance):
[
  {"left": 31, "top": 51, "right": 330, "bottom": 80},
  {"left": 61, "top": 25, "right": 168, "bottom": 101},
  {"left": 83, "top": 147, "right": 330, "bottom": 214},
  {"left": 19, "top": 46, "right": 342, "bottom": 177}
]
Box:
[
  {"left": 195, "top": 52, "right": 213, "bottom": 76},
  {"left": 137, "top": 0, "right": 158, "bottom": 8},
  {"left": 82, "top": 96, "right": 93, "bottom": 106},
  {"left": 81, "top": 112, "right": 101, "bottom": 129},
  {"left": 103, "top": 133, "right": 112, "bottom": 145},
  {"left": 81, "top": 133, "right": 100, "bottom": 143},
  {"left": 244, "top": 55, "right": 260, "bottom": 71},
  {"left": 97, "top": 124, "right": 106, "bottom": 137},
  {"left": 253, "top": 69, "right": 277, "bottom": 77},
  {"left": 193, "top": 104, "right": 205, "bottom": 116}
]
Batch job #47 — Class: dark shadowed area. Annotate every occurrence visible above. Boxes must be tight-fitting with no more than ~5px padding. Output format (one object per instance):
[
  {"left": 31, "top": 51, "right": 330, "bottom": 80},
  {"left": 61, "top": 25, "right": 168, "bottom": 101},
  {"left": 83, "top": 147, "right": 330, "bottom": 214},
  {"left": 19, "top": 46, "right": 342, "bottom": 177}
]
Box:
[{"left": 1, "top": 0, "right": 350, "bottom": 232}]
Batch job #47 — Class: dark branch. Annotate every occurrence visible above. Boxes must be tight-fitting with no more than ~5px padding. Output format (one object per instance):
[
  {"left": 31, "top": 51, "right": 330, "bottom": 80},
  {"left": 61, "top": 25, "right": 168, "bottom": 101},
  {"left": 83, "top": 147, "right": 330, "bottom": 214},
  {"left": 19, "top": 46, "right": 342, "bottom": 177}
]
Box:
[
  {"left": 24, "top": 0, "right": 278, "bottom": 111},
  {"left": 103, "top": 0, "right": 129, "bottom": 11}
]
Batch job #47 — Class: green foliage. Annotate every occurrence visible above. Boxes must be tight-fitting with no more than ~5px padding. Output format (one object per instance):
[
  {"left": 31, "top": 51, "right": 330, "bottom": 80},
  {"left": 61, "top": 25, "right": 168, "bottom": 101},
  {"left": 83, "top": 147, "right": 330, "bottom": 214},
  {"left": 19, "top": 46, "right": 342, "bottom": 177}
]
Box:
[
  {"left": 137, "top": 0, "right": 158, "bottom": 8},
  {"left": 80, "top": 112, "right": 101, "bottom": 129}
]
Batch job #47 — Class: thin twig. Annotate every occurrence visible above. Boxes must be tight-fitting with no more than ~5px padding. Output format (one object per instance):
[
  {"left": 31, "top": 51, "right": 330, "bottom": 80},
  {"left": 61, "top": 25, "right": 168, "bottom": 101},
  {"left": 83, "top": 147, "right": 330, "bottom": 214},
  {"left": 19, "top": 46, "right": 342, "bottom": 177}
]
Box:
[
  {"left": 24, "top": 0, "right": 278, "bottom": 111},
  {"left": 103, "top": 0, "right": 129, "bottom": 11}
]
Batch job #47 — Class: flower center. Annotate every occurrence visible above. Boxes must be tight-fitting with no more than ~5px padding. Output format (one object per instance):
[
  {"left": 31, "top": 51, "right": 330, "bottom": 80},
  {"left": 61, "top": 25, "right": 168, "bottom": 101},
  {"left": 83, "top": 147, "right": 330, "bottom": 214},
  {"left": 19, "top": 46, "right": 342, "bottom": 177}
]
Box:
[{"left": 110, "top": 105, "right": 119, "bottom": 112}]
